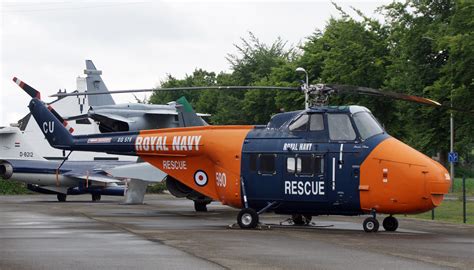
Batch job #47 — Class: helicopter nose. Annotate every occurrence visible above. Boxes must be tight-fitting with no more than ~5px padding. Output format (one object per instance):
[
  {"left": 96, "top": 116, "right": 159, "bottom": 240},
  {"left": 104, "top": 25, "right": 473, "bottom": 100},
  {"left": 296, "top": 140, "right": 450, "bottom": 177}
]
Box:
[
  {"left": 360, "top": 137, "right": 451, "bottom": 214},
  {"left": 424, "top": 159, "right": 451, "bottom": 207}
]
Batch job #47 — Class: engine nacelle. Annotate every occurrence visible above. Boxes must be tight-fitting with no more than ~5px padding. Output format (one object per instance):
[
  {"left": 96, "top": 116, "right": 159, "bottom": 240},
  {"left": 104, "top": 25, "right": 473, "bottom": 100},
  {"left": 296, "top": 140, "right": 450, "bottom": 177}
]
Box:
[
  {"left": 0, "top": 161, "right": 13, "bottom": 180},
  {"left": 166, "top": 176, "right": 212, "bottom": 203}
]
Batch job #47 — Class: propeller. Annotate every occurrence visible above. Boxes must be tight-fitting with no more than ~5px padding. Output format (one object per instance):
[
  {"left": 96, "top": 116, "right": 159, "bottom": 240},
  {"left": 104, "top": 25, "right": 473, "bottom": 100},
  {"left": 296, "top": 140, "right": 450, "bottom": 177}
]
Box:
[{"left": 13, "top": 77, "right": 75, "bottom": 133}]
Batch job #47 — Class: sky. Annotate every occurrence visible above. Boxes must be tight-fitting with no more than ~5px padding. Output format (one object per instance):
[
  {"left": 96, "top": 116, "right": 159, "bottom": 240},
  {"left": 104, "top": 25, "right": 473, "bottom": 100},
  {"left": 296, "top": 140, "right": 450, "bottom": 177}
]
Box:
[{"left": 0, "top": 0, "right": 391, "bottom": 126}]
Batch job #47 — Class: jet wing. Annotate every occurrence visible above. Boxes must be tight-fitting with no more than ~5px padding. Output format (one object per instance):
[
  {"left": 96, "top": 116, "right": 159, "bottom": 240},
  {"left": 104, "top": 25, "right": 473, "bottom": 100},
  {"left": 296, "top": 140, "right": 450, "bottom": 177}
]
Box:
[
  {"left": 63, "top": 113, "right": 90, "bottom": 121},
  {"left": 144, "top": 110, "right": 178, "bottom": 115},
  {"left": 105, "top": 162, "right": 167, "bottom": 183},
  {"left": 63, "top": 171, "right": 122, "bottom": 184},
  {"left": 0, "top": 127, "right": 19, "bottom": 135}
]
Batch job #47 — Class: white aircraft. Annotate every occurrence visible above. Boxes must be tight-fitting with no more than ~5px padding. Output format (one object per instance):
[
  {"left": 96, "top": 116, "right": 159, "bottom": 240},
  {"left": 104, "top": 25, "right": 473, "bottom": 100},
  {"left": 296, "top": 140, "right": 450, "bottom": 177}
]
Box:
[{"left": 0, "top": 61, "right": 164, "bottom": 203}]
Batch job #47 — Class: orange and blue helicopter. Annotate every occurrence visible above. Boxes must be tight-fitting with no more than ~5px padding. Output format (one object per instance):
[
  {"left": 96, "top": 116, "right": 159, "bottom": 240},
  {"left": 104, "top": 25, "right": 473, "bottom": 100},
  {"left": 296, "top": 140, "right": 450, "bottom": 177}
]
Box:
[{"left": 14, "top": 71, "right": 453, "bottom": 233}]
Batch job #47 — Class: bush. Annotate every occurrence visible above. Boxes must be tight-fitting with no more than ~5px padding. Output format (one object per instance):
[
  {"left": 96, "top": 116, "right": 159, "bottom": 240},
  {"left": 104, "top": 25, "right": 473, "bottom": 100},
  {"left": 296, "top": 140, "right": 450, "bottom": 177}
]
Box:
[
  {"left": 146, "top": 182, "right": 167, "bottom": 194},
  {"left": 0, "top": 179, "right": 30, "bottom": 195}
]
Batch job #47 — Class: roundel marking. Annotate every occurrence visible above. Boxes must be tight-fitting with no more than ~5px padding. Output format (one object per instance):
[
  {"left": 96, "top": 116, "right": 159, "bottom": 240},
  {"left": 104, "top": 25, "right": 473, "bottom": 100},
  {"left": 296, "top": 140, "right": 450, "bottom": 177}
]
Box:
[{"left": 194, "top": 170, "right": 208, "bottom": 187}]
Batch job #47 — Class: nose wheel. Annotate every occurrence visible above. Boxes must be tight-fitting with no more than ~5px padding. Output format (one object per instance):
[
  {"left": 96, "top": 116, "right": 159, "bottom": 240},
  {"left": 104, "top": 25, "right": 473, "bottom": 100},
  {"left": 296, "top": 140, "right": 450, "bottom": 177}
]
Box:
[
  {"left": 363, "top": 214, "right": 399, "bottom": 232},
  {"left": 382, "top": 216, "right": 399, "bottom": 231},
  {"left": 363, "top": 217, "right": 379, "bottom": 232}
]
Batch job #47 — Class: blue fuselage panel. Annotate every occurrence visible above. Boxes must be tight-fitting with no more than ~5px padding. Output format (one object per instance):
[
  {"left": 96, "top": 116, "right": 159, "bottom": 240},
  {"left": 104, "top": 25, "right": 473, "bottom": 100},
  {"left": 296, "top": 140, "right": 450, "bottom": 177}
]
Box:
[{"left": 241, "top": 129, "right": 389, "bottom": 215}]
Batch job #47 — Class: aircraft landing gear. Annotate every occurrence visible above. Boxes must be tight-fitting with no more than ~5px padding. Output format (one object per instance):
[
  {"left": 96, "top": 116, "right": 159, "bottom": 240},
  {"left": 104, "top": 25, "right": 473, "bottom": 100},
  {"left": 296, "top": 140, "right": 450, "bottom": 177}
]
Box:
[
  {"left": 382, "top": 215, "right": 398, "bottom": 231},
  {"left": 92, "top": 194, "right": 101, "bottom": 202},
  {"left": 363, "top": 210, "right": 379, "bottom": 233},
  {"left": 57, "top": 194, "right": 67, "bottom": 202},
  {"left": 194, "top": 200, "right": 209, "bottom": 212},
  {"left": 291, "top": 214, "right": 312, "bottom": 226},
  {"left": 237, "top": 208, "right": 259, "bottom": 229},
  {"left": 236, "top": 201, "right": 278, "bottom": 229},
  {"left": 363, "top": 217, "right": 379, "bottom": 232}
]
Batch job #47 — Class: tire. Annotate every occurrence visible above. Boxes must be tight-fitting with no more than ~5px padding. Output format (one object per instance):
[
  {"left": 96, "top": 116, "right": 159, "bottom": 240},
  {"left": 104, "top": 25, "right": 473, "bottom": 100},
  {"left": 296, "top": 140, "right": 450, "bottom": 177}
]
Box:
[
  {"left": 382, "top": 216, "right": 399, "bottom": 232},
  {"left": 292, "top": 214, "right": 305, "bottom": 225},
  {"left": 194, "top": 201, "right": 208, "bottom": 212},
  {"left": 92, "top": 194, "right": 101, "bottom": 202},
  {"left": 363, "top": 217, "right": 379, "bottom": 233},
  {"left": 303, "top": 215, "right": 313, "bottom": 224},
  {"left": 237, "top": 208, "right": 259, "bottom": 229},
  {"left": 57, "top": 194, "right": 67, "bottom": 202},
  {"left": 292, "top": 214, "right": 312, "bottom": 225}
]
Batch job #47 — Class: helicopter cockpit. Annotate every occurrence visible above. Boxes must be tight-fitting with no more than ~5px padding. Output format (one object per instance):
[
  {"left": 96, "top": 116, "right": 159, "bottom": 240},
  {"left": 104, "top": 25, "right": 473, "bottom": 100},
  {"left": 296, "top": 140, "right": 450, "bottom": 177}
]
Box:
[{"left": 268, "top": 105, "right": 385, "bottom": 142}]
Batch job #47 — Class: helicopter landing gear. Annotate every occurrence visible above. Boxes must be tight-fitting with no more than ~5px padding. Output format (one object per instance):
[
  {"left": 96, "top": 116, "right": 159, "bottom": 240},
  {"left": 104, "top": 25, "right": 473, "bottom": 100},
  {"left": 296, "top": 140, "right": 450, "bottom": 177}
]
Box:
[
  {"left": 236, "top": 201, "right": 278, "bottom": 229},
  {"left": 92, "top": 194, "right": 101, "bottom": 202},
  {"left": 194, "top": 200, "right": 209, "bottom": 212},
  {"left": 363, "top": 210, "right": 379, "bottom": 233},
  {"left": 57, "top": 194, "right": 67, "bottom": 202},
  {"left": 291, "top": 214, "right": 312, "bottom": 226},
  {"left": 363, "top": 217, "right": 379, "bottom": 232},
  {"left": 237, "top": 208, "right": 259, "bottom": 229},
  {"left": 382, "top": 215, "right": 399, "bottom": 232}
]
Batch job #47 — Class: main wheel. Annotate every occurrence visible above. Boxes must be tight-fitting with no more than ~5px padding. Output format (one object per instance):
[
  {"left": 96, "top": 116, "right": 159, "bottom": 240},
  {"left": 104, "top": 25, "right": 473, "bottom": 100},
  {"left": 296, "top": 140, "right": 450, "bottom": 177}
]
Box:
[
  {"left": 292, "top": 214, "right": 312, "bottom": 225},
  {"left": 57, "top": 194, "right": 67, "bottom": 202},
  {"left": 92, "top": 194, "right": 101, "bottom": 202},
  {"left": 194, "top": 200, "right": 208, "bottom": 212},
  {"left": 237, "top": 208, "right": 259, "bottom": 229},
  {"left": 382, "top": 216, "right": 399, "bottom": 231},
  {"left": 363, "top": 217, "right": 379, "bottom": 233}
]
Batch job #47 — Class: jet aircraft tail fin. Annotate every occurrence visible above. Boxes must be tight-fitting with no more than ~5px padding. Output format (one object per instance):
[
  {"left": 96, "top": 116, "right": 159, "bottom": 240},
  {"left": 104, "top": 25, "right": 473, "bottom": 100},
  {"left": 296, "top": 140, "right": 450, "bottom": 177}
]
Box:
[
  {"left": 84, "top": 60, "right": 116, "bottom": 106},
  {"left": 176, "top": 96, "right": 208, "bottom": 127}
]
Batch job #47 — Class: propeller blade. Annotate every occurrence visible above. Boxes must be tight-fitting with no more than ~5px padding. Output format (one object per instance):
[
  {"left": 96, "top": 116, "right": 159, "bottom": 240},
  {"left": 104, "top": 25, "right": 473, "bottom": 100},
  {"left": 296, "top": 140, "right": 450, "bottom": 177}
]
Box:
[{"left": 49, "top": 85, "right": 300, "bottom": 97}]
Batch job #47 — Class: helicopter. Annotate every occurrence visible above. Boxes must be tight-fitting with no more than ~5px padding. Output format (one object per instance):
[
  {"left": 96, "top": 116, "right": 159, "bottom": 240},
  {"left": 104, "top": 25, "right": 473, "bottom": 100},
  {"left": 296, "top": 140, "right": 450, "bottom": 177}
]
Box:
[{"left": 16, "top": 69, "right": 453, "bottom": 233}]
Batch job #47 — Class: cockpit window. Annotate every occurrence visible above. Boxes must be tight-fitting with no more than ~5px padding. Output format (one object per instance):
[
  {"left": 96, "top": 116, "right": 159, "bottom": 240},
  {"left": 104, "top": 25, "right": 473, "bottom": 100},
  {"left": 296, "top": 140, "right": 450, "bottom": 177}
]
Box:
[
  {"left": 289, "top": 114, "right": 309, "bottom": 131},
  {"left": 353, "top": 112, "right": 384, "bottom": 140},
  {"left": 309, "top": 114, "right": 324, "bottom": 131},
  {"left": 327, "top": 114, "right": 356, "bottom": 141},
  {"left": 289, "top": 114, "right": 324, "bottom": 132}
]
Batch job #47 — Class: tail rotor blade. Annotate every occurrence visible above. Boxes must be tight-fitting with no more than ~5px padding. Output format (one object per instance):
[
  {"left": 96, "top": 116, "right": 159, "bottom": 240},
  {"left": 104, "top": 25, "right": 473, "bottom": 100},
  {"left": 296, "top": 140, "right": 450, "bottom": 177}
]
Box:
[
  {"left": 13, "top": 77, "right": 74, "bottom": 133},
  {"left": 13, "top": 77, "right": 41, "bottom": 99}
]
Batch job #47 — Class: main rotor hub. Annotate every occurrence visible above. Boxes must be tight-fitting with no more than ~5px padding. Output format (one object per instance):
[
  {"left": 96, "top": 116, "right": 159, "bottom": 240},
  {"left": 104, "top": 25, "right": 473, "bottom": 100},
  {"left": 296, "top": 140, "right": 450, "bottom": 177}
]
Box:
[{"left": 303, "top": 84, "right": 335, "bottom": 107}]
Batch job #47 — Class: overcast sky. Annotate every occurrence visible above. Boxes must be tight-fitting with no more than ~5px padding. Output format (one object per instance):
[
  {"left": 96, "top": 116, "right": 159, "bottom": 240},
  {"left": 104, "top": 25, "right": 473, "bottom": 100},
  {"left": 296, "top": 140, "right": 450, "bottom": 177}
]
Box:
[{"left": 0, "top": 0, "right": 391, "bottom": 126}]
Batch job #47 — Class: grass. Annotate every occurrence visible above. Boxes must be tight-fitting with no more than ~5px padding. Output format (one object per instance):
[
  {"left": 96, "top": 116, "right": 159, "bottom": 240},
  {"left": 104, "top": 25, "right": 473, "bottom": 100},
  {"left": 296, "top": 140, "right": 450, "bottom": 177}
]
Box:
[
  {"left": 0, "top": 178, "right": 30, "bottom": 195},
  {"left": 450, "top": 177, "right": 474, "bottom": 196},
  {"left": 410, "top": 200, "right": 474, "bottom": 224}
]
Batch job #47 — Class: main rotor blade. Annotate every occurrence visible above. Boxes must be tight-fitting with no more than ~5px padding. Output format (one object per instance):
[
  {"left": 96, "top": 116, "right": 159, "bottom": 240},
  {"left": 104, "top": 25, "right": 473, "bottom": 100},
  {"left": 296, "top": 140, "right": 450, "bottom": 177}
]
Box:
[
  {"left": 326, "top": 84, "right": 472, "bottom": 113},
  {"left": 326, "top": 84, "right": 441, "bottom": 107},
  {"left": 50, "top": 86, "right": 300, "bottom": 97}
]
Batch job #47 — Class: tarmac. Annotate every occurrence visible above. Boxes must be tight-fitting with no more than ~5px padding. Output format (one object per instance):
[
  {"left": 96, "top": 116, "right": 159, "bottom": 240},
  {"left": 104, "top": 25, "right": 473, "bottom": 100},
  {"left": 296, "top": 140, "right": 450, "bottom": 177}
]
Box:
[{"left": 0, "top": 194, "right": 473, "bottom": 270}]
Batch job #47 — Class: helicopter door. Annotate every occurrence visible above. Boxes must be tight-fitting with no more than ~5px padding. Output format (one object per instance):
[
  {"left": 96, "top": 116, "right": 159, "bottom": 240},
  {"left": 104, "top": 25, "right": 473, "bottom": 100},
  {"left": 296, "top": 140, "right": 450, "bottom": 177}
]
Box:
[
  {"left": 283, "top": 154, "right": 327, "bottom": 202},
  {"left": 326, "top": 114, "right": 360, "bottom": 208}
]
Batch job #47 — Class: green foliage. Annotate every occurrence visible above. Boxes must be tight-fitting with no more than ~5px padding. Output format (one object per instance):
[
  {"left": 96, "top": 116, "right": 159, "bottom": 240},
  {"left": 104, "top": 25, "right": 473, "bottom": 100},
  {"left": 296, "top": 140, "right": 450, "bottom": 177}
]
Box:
[
  {"left": 146, "top": 182, "right": 167, "bottom": 194},
  {"left": 0, "top": 179, "right": 30, "bottom": 195},
  {"left": 146, "top": 1, "right": 473, "bottom": 162},
  {"left": 411, "top": 200, "right": 474, "bottom": 224}
]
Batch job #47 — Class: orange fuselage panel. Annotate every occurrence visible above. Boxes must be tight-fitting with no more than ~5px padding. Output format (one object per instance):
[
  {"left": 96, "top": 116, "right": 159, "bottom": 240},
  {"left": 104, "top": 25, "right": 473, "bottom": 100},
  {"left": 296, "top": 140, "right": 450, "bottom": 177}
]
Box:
[
  {"left": 136, "top": 125, "right": 254, "bottom": 208},
  {"left": 360, "top": 137, "right": 451, "bottom": 214}
]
